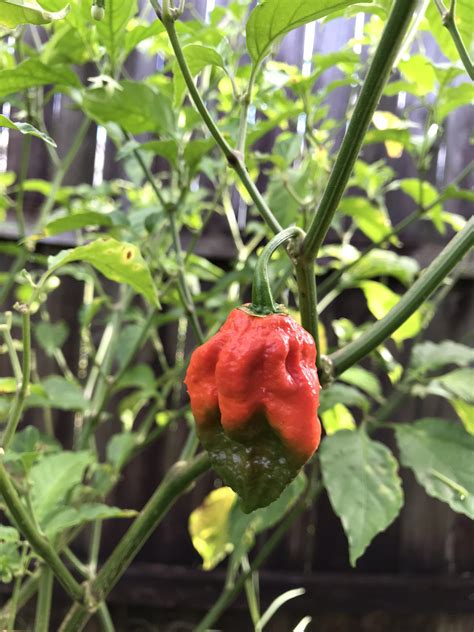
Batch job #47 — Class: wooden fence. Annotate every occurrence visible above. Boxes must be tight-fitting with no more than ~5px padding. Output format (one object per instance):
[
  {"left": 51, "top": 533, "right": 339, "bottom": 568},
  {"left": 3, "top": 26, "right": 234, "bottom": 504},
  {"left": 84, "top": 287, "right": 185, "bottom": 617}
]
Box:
[{"left": 1, "top": 1, "right": 473, "bottom": 630}]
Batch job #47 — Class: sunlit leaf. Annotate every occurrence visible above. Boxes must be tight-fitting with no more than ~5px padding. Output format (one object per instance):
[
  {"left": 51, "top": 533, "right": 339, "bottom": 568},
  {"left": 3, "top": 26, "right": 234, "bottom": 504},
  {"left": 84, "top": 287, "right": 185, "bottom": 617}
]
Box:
[
  {"left": 361, "top": 281, "right": 423, "bottom": 343},
  {"left": 0, "top": 0, "right": 68, "bottom": 28},
  {"left": 189, "top": 487, "right": 237, "bottom": 570},
  {"left": 246, "top": 0, "right": 363, "bottom": 66},
  {"left": 47, "top": 238, "right": 160, "bottom": 308}
]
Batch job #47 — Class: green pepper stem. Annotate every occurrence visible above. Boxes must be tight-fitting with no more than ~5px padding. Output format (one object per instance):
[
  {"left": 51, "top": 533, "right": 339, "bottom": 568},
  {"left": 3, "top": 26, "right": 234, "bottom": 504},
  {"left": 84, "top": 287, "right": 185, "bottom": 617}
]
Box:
[{"left": 251, "top": 227, "right": 305, "bottom": 315}]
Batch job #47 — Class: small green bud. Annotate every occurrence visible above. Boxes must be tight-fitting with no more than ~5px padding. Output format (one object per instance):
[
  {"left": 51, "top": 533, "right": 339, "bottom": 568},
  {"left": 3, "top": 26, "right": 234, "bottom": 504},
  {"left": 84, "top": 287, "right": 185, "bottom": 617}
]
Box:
[{"left": 91, "top": 5, "right": 105, "bottom": 20}]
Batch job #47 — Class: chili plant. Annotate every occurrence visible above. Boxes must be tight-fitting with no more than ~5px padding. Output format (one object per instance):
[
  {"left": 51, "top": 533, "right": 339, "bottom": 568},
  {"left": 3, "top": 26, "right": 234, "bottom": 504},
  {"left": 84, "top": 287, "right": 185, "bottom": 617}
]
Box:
[{"left": 0, "top": 0, "right": 473, "bottom": 630}]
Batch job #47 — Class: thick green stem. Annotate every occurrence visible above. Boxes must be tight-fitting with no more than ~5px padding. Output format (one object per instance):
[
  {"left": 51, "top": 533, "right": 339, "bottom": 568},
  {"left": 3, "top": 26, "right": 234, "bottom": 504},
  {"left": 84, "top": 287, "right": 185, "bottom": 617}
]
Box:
[
  {"left": 2, "top": 307, "right": 31, "bottom": 450},
  {"left": 58, "top": 453, "right": 211, "bottom": 632},
  {"left": 330, "top": 218, "right": 474, "bottom": 375},
  {"left": 251, "top": 227, "right": 305, "bottom": 314},
  {"left": 0, "top": 461, "right": 84, "bottom": 603},
  {"left": 34, "top": 566, "right": 54, "bottom": 632},
  {"left": 162, "top": 16, "right": 282, "bottom": 235},
  {"left": 302, "top": 0, "right": 418, "bottom": 259},
  {"left": 295, "top": 258, "right": 320, "bottom": 361}
]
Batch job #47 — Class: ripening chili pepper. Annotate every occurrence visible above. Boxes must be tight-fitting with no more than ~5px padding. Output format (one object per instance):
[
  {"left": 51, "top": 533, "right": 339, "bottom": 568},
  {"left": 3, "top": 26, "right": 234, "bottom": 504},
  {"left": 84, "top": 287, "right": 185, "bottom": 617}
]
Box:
[{"left": 185, "top": 228, "right": 321, "bottom": 512}]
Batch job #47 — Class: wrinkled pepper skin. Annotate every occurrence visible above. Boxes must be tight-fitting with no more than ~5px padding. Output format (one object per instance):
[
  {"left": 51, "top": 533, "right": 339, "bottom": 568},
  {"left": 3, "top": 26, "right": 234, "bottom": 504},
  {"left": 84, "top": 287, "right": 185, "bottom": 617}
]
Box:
[{"left": 184, "top": 307, "right": 321, "bottom": 512}]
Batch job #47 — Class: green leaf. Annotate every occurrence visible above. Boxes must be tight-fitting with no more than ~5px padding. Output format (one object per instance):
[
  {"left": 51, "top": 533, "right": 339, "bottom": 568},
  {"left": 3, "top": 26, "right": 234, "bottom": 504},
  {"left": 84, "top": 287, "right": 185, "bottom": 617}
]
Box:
[
  {"left": 409, "top": 340, "right": 474, "bottom": 374},
  {"left": 319, "top": 382, "right": 369, "bottom": 413},
  {"left": 451, "top": 399, "right": 474, "bottom": 435},
  {"left": 398, "top": 178, "right": 444, "bottom": 232},
  {"left": 339, "top": 366, "right": 383, "bottom": 401},
  {"left": 436, "top": 368, "right": 474, "bottom": 404},
  {"left": 0, "top": 377, "right": 17, "bottom": 394},
  {"left": 320, "top": 429, "right": 403, "bottom": 566},
  {"left": 0, "top": 115, "right": 56, "bottom": 147},
  {"left": 360, "top": 281, "right": 423, "bottom": 343},
  {"left": 81, "top": 81, "right": 174, "bottom": 135},
  {"left": 436, "top": 83, "right": 474, "bottom": 122},
  {"left": 321, "top": 403, "right": 356, "bottom": 435},
  {"left": 124, "top": 20, "right": 165, "bottom": 57},
  {"left": 395, "top": 419, "right": 474, "bottom": 519},
  {"left": 173, "top": 44, "right": 225, "bottom": 106},
  {"left": 184, "top": 138, "right": 215, "bottom": 174},
  {"left": 42, "top": 502, "right": 137, "bottom": 537},
  {"left": 338, "top": 197, "right": 392, "bottom": 242},
  {"left": 34, "top": 321, "right": 69, "bottom": 357},
  {"left": 29, "top": 451, "right": 94, "bottom": 525},
  {"left": 35, "top": 212, "right": 114, "bottom": 239},
  {"left": 47, "top": 238, "right": 160, "bottom": 308},
  {"left": 0, "top": 0, "right": 68, "bottom": 27},
  {"left": 114, "top": 364, "right": 155, "bottom": 392},
  {"left": 36, "top": 376, "right": 88, "bottom": 411},
  {"left": 399, "top": 54, "right": 437, "bottom": 96},
  {"left": 246, "top": 0, "right": 361, "bottom": 66},
  {"left": 118, "top": 139, "right": 179, "bottom": 169},
  {"left": 0, "top": 59, "right": 79, "bottom": 99},
  {"left": 0, "top": 526, "right": 19, "bottom": 543},
  {"left": 95, "top": 0, "right": 136, "bottom": 65},
  {"left": 189, "top": 486, "right": 237, "bottom": 570},
  {"left": 346, "top": 249, "right": 419, "bottom": 286},
  {"left": 106, "top": 432, "right": 138, "bottom": 470}
]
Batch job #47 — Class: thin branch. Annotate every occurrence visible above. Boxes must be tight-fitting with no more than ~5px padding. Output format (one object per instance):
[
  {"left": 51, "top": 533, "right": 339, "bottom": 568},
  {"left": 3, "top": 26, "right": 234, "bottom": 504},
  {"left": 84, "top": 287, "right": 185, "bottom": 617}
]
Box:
[
  {"left": 434, "top": 0, "right": 474, "bottom": 79},
  {"left": 160, "top": 13, "right": 282, "bottom": 235},
  {"left": 2, "top": 306, "right": 31, "bottom": 450}
]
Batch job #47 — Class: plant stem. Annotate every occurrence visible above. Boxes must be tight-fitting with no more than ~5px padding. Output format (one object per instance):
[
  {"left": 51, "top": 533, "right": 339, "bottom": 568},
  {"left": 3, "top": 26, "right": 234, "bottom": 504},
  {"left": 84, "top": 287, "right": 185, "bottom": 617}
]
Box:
[
  {"left": 161, "top": 15, "right": 282, "bottom": 235},
  {"left": 0, "top": 251, "right": 28, "bottom": 309},
  {"left": 58, "top": 453, "right": 211, "bottom": 632},
  {"left": 34, "top": 566, "right": 54, "bottom": 632},
  {"left": 0, "top": 572, "right": 40, "bottom": 628},
  {"left": 434, "top": 0, "right": 474, "bottom": 79},
  {"left": 0, "top": 312, "right": 22, "bottom": 381},
  {"left": 0, "top": 460, "right": 84, "bottom": 603},
  {"left": 237, "top": 65, "right": 259, "bottom": 157},
  {"left": 168, "top": 206, "right": 205, "bottom": 343},
  {"left": 251, "top": 227, "right": 305, "bottom": 314},
  {"left": 302, "top": 0, "right": 418, "bottom": 260},
  {"left": 330, "top": 217, "right": 474, "bottom": 375},
  {"left": 130, "top": 137, "right": 205, "bottom": 344},
  {"left": 295, "top": 257, "right": 320, "bottom": 362},
  {"left": 97, "top": 602, "right": 115, "bottom": 632},
  {"left": 15, "top": 134, "right": 31, "bottom": 237},
  {"left": 2, "top": 307, "right": 31, "bottom": 449},
  {"left": 38, "top": 119, "right": 90, "bottom": 226}
]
